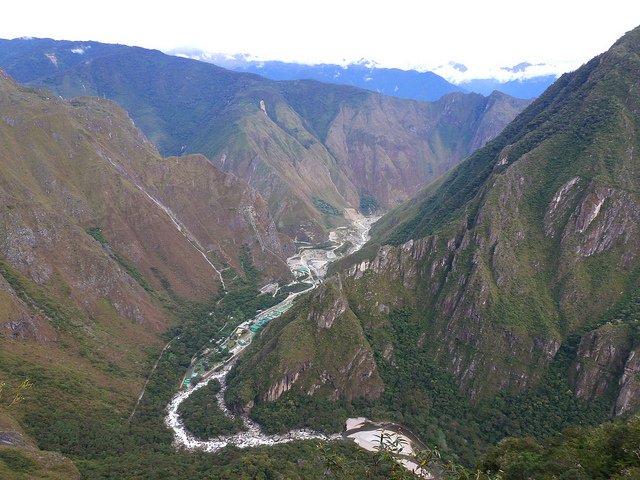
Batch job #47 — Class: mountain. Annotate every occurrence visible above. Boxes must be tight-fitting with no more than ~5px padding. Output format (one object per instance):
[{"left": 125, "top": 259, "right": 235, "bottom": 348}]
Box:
[
  {"left": 0, "top": 67, "right": 300, "bottom": 474},
  {"left": 0, "top": 38, "right": 529, "bottom": 242},
  {"left": 224, "top": 26, "right": 640, "bottom": 462},
  {"left": 171, "top": 50, "right": 557, "bottom": 101},
  {"left": 174, "top": 52, "right": 464, "bottom": 102},
  {"left": 458, "top": 74, "right": 557, "bottom": 99}
]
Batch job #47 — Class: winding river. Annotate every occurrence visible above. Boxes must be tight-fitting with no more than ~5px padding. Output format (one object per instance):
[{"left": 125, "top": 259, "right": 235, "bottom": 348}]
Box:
[{"left": 164, "top": 211, "right": 430, "bottom": 477}]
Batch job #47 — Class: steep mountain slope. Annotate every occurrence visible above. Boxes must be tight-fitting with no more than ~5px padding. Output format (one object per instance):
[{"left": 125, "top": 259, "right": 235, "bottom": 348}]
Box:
[
  {"left": 226, "top": 26, "right": 640, "bottom": 457},
  {"left": 0, "top": 68, "right": 293, "bottom": 470},
  {"left": 0, "top": 411, "right": 80, "bottom": 479},
  {"left": 350, "top": 25, "right": 640, "bottom": 403},
  {"left": 226, "top": 276, "right": 384, "bottom": 412},
  {"left": 0, "top": 38, "right": 529, "bottom": 241}
]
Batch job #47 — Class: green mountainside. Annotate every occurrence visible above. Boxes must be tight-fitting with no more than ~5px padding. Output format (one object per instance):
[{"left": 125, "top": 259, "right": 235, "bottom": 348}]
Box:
[
  {"left": 0, "top": 69, "right": 311, "bottom": 477},
  {"left": 0, "top": 38, "right": 529, "bottom": 241},
  {"left": 479, "top": 414, "right": 640, "bottom": 479},
  {"left": 4, "top": 26, "right": 640, "bottom": 477},
  {"left": 226, "top": 26, "right": 640, "bottom": 464}
]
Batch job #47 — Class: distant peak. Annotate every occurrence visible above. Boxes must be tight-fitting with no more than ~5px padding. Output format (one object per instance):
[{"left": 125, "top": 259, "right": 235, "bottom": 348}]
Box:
[
  {"left": 502, "top": 62, "right": 533, "bottom": 73},
  {"left": 353, "top": 58, "right": 379, "bottom": 69}
]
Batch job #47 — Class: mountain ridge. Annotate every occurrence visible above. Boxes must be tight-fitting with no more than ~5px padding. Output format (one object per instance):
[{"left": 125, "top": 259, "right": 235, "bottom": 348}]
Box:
[
  {"left": 169, "top": 49, "right": 558, "bottom": 100},
  {"left": 224, "top": 25, "right": 640, "bottom": 463},
  {"left": 0, "top": 37, "right": 529, "bottom": 242}
]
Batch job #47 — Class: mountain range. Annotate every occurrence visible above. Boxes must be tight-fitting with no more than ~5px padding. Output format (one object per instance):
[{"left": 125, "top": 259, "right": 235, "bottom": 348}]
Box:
[
  {"left": 1, "top": 26, "right": 639, "bottom": 479},
  {"left": 170, "top": 49, "right": 558, "bottom": 101},
  {"left": 224, "top": 24, "right": 640, "bottom": 464},
  {"left": 0, "top": 37, "right": 529, "bottom": 242}
]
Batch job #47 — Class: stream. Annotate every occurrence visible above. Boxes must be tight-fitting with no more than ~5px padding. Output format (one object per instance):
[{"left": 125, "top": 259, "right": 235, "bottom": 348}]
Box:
[{"left": 164, "top": 211, "right": 430, "bottom": 477}]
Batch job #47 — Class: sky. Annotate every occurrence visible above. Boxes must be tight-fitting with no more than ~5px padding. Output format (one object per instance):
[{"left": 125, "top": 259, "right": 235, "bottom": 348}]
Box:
[{"left": 3, "top": 0, "right": 640, "bottom": 83}]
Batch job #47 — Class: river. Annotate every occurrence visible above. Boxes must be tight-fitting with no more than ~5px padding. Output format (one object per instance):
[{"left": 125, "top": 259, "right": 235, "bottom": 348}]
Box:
[{"left": 164, "top": 211, "right": 431, "bottom": 477}]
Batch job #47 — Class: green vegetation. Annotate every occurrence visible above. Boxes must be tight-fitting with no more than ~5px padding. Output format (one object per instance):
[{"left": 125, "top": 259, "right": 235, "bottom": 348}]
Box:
[
  {"left": 278, "top": 283, "right": 311, "bottom": 295},
  {"left": 251, "top": 390, "right": 352, "bottom": 434},
  {"left": 77, "top": 440, "right": 386, "bottom": 480},
  {"left": 312, "top": 197, "right": 342, "bottom": 216},
  {"left": 85, "top": 226, "right": 108, "bottom": 244},
  {"left": 0, "top": 449, "right": 38, "bottom": 473},
  {"left": 0, "top": 257, "right": 80, "bottom": 333},
  {"left": 178, "top": 380, "right": 246, "bottom": 439},
  {"left": 334, "top": 241, "right": 354, "bottom": 256},
  {"left": 479, "top": 415, "right": 640, "bottom": 479},
  {"left": 359, "top": 192, "right": 380, "bottom": 215}
]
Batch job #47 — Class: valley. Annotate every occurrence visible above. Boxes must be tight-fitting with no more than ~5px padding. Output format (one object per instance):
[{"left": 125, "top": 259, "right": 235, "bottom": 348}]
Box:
[
  {"left": 1, "top": 21, "right": 640, "bottom": 480},
  {"left": 164, "top": 213, "right": 427, "bottom": 474}
]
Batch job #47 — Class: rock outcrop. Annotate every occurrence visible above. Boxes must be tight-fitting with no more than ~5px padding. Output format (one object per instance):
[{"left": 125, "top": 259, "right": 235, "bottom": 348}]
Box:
[
  {"left": 226, "top": 276, "right": 384, "bottom": 409},
  {"left": 615, "top": 348, "right": 640, "bottom": 415},
  {"left": 569, "top": 324, "right": 632, "bottom": 400}
]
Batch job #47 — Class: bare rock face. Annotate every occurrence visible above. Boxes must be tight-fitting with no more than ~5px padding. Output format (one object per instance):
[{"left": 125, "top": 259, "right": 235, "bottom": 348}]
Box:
[
  {"left": 569, "top": 324, "right": 632, "bottom": 400},
  {"left": 615, "top": 348, "right": 640, "bottom": 415},
  {"left": 564, "top": 187, "right": 640, "bottom": 262},
  {"left": 264, "top": 364, "right": 309, "bottom": 402},
  {"left": 307, "top": 276, "right": 348, "bottom": 329},
  {"left": 570, "top": 324, "right": 640, "bottom": 417},
  {"left": 227, "top": 275, "right": 384, "bottom": 409}
]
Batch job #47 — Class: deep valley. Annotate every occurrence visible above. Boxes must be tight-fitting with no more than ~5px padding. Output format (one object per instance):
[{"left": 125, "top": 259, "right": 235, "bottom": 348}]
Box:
[{"left": 0, "top": 22, "right": 640, "bottom": 480}]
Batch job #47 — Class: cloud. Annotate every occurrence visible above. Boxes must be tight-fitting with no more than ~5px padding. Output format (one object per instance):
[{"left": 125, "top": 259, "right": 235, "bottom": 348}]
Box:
[
  {"left": 450, "top": 62, "right": 468, "bottom": 73},
  {"left": 431, "top": 60, "right": 578, "bottom": 84},
  {"left": 70, "top": 45, "right": 90, "bottom": 54}
]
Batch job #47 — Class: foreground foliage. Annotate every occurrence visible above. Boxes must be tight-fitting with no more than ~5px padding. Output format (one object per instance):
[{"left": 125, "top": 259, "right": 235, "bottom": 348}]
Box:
[{"left": 480, "top": 415, "right": 640, "bottom": 479}]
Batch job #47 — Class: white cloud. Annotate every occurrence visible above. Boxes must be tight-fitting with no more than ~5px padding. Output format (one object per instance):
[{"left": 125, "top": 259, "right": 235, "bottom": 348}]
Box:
[
  {"left": 1, "top": 0, "right": 639, "bottom": 79},
  {"left": 432, "top": 61, "right": 579, "bottom": 84}
]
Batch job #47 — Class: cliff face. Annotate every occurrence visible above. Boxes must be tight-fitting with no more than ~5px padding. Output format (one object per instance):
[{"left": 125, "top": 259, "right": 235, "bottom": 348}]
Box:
[
  {"left": 230, "top": 26, "right": 640, "bottom": 419},
  {"left": 568, "top": 323, "right": 640, "bottom": 416},
  {"left": 225, "top": 276, "right": 384, "bottom": 411},
  {"left": 616, "top": 347, "right": 640, "bottom": 415}
]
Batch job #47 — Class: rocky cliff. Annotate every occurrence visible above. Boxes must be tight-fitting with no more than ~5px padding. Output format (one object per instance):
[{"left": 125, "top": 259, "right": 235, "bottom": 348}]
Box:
[
  {"left": 228, "top": 26, "right": 640, "bottom": 429},
  {"left": 225, "top": 276, "right": 384, "bottom": 412}
]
